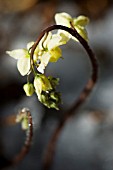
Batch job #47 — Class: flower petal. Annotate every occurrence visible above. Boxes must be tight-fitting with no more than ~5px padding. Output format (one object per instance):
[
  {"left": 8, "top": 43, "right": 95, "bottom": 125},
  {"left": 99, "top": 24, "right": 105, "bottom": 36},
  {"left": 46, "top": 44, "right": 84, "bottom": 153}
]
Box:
[
  {"left": 48, "top": 34, "right": 61, "bottom": 50},
  {"left": 73, "top": 16, "right": 89, "bottom": 27},
  {"left": 17, "top": 57, "right": 30, "bottom": 76},
  {"left": 58, "top": 32, "right": 70, "bottom": 43},
  {"left": 38, "top": 32, "right": 52, "bottom": 50},
  {"left": 6, "top": 49, "right": 27, "bottom": 60},
  {"left": 27, "top": 41, "right": 34, "bottom": 50},
  {"left": 49, "top": 47, "right": 62, "bottom": 62},
  {"left": 37, "top": 52, "right": 51, "bottom": 73},
  {"left": 43, "top": 32, "right": 52, "bottom": 48},
  {"left": 40, "top": 74, "right": 52, "bottom": 91},
  {"left": 55, "top": 12, "right": 72, "bottom": 27},
  {"left": 34, "top": 76, "right": 42, "bottom": 101},
  {"left": 76, "top": 25, "right": 88, "bottom": 41}
]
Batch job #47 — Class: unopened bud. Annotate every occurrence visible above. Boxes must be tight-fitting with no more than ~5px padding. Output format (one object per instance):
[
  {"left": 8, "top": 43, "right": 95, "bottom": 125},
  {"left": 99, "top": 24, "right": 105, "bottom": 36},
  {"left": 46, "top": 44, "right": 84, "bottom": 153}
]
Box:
[{"left": 23, "top": 83, "right": 34, "bottom": 96}]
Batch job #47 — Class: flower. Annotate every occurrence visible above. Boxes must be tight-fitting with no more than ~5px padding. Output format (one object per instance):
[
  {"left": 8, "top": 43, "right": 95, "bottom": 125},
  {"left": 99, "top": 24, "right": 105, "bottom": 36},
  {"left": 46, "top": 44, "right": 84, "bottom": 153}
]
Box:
[
  {"left": 37, "top": 32, "right": 66, "bottom": 73},
  {"left": 55, "top": 12, "right": 89, "bottom": 41},
  {"left": 6, "top": 32, "right": 66, "bottom": 75},
  {"left": 6, "top": 42, "right": 36, "bottom": 76}
]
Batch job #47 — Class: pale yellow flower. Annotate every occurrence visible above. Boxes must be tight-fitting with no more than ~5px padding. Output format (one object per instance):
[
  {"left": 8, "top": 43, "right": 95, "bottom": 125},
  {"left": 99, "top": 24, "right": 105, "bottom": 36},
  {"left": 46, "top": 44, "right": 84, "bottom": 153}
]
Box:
[
  {"left": 55, "top": 12, "right": 89, "bottom": 41},
  {"left": 37, "top": 32, "right": 66, "bottom": 73},
  {"left": 6, "top": 42, "right": 37, "bottom": 76}
]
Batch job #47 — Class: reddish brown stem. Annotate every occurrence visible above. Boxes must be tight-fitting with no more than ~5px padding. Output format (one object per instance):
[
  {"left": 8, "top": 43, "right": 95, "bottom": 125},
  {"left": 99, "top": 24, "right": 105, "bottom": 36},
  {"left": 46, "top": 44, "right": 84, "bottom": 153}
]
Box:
[{"left": 30, "top": 25, "right": 98, "bottom": 170}]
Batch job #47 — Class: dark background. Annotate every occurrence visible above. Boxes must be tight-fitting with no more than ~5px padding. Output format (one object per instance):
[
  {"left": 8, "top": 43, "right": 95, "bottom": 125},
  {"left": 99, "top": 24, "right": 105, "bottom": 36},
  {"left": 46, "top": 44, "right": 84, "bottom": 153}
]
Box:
[{"left": 0, "top": 0, "right": 113, "bottom": 170}]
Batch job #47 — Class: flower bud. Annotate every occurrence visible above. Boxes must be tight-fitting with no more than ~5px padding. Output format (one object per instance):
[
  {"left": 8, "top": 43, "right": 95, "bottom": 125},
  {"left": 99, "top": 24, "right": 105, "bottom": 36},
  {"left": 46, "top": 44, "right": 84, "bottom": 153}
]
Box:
[
  {"left": 23, "top": 83, "right": 34, "bottom": 96},
  {"left": 16, "top": 113, "right": 29, "bottom": 130}
]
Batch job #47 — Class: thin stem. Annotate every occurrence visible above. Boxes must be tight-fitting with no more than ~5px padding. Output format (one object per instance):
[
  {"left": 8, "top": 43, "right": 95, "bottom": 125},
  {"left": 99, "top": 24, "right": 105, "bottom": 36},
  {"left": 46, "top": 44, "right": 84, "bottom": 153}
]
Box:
[
  {"left": 30, "top": 25, "right": 98, "bottom": 170},
  {"left": 0, "top": 109, "right": 33, "bottom": 169}
]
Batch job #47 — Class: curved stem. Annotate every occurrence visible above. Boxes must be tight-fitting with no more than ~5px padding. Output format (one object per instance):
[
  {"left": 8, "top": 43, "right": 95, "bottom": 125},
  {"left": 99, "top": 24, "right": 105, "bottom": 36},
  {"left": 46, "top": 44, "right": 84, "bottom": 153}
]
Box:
[
  {"left": 0, "top": 109, "right": 33, "bottom": 169},
  {"left": 30, "top": 25, "right": 98, "bottom": 170}
]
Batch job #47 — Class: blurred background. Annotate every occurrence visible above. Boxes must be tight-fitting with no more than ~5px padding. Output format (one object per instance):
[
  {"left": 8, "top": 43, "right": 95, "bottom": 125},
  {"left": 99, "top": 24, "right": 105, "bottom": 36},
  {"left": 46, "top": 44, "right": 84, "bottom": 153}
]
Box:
[{"left": 0, "top": 0, "right": 113, "bottom": 170}]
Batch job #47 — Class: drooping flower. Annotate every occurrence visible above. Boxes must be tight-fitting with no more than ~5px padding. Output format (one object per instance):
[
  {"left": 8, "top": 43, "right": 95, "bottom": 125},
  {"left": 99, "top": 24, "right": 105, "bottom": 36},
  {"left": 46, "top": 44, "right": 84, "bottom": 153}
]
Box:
[
  {"left": 6, "top": 49, "right": 30, "bottom": 76},
  {"left": 37, "top": 32, "right": 66, "bottom": 73},
  {"left": 6, "top": 42, "right": 38, "bottom": 76},
  {"left": 55, "top": 12, "right": 89, "bottom": 41}
]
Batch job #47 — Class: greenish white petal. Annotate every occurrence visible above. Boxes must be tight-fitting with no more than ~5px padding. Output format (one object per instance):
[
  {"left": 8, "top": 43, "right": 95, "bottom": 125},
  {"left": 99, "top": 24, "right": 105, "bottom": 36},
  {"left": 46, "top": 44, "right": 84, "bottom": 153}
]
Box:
[
  {"left": 43, "top": 32, "right": 52, "bottom": 49},
  {"left": 55, "top": 12, "right": 72, "bottom": 27},
  {"left": 48, "top": 34, "right": 62, "bottom": 50},
  {"left": 27, "top": 41, "right": 34, "bottom": 50},
  {"left": 6, "top": 49, "right": 28, "bottom": 60},
  {"left": 34, "top": 76, "right": 42, "bottom": 100},
  {"left": 17, "top": 57, "right": 30, "bottom": 76},
  {"left": 73, "top": 16, "right": 89, "bottom": 27},
  {"left": 37, "top": 52, "right": 51, "bottom": 73},
  {"left": 76, "top": 25, "right": 88, "bottom": 41},
  {"left": 58, "top": 32, "right": 70, "bottom": 43}
]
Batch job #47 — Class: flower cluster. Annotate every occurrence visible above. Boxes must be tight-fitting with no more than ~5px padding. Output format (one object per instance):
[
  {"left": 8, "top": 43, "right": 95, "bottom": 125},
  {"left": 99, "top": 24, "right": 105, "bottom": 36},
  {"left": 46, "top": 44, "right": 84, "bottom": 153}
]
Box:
[{"left": 6, "top": 12, "right": 89, "bottom": 109}]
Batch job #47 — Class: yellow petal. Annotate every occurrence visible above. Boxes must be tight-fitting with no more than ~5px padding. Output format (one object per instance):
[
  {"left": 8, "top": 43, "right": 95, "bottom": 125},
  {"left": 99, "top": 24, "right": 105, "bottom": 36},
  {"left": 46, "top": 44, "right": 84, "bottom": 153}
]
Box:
[
  {"left": 49, "top": 47, "right": 62, "bottom": 62},
  {"left": 40, "top": 74, "right": 52, "bottom": 91}
]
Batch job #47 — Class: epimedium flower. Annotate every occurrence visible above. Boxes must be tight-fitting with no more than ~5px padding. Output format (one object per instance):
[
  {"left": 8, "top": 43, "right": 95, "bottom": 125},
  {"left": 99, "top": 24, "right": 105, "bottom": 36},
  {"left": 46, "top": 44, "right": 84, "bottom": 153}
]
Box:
[
  {"left": 37, "top": 32, "right": 67, "bottom": 74},
  {"left": 55, "top": 12, "right": 89, "bottom": 41},
  {"left": 6, "top": 41, "right": 38, "bottom": 76},
  {"left": 6, "top": 32, "right": 67, "bottom": 76},
  {"left": 6, "top": 49, "right": 30, "bottom": 76}
]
